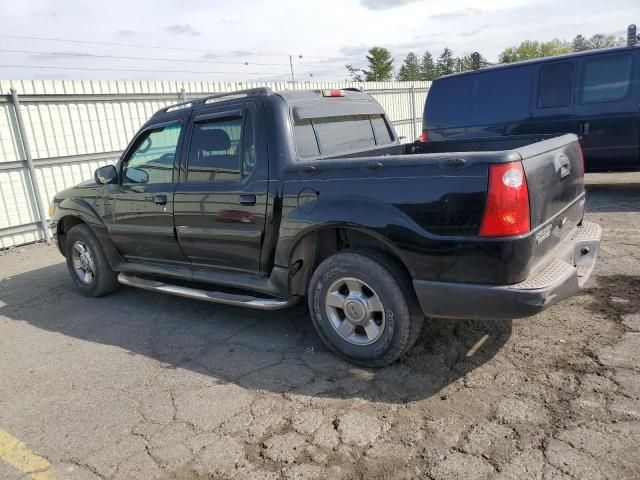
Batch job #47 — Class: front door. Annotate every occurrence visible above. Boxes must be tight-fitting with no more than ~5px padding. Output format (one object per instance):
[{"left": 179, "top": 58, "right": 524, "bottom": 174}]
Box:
[
  {"left": 574, "top": 51, "right": 640, "bottom": 171},
  {"left": 173, "top": 102, "right": 268, "bottom": 274},
  {"left": 108, "top": 119, "right": 189, "bottom": 265}
]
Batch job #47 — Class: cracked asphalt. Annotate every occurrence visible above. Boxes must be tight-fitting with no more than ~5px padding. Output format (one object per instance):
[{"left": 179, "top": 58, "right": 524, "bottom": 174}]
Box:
[{"left": 0, "top": 171, "right": 639, "bottom": 480}]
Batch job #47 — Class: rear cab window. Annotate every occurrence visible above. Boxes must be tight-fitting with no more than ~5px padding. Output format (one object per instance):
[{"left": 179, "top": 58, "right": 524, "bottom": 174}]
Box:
[{"left": 293, "top": 114, "right": 395, "bottom": 159}]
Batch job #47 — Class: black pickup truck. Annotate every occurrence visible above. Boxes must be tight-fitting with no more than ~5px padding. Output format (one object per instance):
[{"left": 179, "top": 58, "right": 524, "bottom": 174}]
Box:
[{"left": 50, "top": 88, "right": 602, "bottom": 367}]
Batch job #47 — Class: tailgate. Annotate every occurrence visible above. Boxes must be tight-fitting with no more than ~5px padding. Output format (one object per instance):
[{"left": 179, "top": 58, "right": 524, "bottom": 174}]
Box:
[{"left": 516, "top": 134, "right": 586, "bottom": 265}]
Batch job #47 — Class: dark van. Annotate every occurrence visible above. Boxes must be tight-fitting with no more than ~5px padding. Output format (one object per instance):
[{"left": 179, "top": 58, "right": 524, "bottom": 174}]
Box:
[{"left": 423, "top": 45, "right": 640, "bottom": 171}]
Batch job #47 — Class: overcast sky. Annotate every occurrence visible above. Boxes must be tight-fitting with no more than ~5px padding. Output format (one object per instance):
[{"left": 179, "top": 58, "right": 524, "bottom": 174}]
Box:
[{"left": 0, "top": 0, "right": 636, "bottom": 82}]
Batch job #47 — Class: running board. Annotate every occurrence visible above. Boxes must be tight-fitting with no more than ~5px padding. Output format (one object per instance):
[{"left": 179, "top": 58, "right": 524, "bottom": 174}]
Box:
[{"left": 117, "top": 273, "right": 298, "bottom": 310}]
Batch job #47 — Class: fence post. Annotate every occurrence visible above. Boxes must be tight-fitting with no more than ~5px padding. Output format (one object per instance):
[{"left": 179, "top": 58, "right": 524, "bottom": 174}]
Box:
[
  {"left": 180, "top": 87, "right": 187, "bottom": 102},
  {"left": 9, "top": 88, "right": 51, "bottom": 245},
  {"left": 410, "top": 84, "right": 417, "bottom": 141}
]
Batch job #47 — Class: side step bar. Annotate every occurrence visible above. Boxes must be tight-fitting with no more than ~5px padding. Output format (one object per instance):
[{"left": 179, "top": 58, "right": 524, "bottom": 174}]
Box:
[{"left": 117, "top": 273, "right": 299, "bottom": 310}]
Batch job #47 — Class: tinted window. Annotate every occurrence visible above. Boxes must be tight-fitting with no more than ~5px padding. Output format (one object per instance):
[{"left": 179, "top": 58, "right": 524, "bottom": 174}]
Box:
[
  {"left": 294, "top": 120, "right": 320, "bottom": 158},
  {"left": 123, "top": 123, "right": 181, "bottom": 184},
  {"left": 187, "top": 116, "right": 242, "bottom": 181},
  {"left": 426, "top": 65, "right": 533, "bottom": 127},
  {"left": 313, "top": 115, "right": 376, "bottom": 155},
  {"left": 538, "top": 62, "right": 574, "bottom": 108},
  {"left": 371, "top": 115, "right": 394, "bottom": 144},
  {"left": 580, "top": 54, "right": 632, "bottom": 104}
]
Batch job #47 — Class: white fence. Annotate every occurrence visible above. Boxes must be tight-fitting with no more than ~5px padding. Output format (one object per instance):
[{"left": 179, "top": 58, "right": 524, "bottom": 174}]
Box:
[{"left": 0, "top": 79, "right": 430, "bottom": 249}]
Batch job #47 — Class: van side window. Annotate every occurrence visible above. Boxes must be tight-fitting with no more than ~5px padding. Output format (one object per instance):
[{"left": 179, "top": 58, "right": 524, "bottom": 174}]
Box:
[
  {"left": 580, "top": 54, "right": 633, "bottom": 104},
  {"left": 538, "top": 62, "right": 573, "bottom": 108},
  {"left": 187, "top": 116, "right": 243, "bottom": 182}
]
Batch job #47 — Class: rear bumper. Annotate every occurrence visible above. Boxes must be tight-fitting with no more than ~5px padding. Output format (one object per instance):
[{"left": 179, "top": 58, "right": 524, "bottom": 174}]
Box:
[{"left": 413, "top": 221, "right": 602, "bottom": 321}]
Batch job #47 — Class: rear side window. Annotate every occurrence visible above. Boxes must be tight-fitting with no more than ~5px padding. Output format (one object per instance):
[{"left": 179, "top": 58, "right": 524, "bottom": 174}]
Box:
[
  {"left": 294, "top": 114, "right": 394, "bottom": 158},
  {"left": 538, "top": 62, "right": 574, "bottom": 108},
  {"left": 187, "top": 116, "right": 243, "bottom": 181},
  {"left": 580, "top": 54, "right": 633, "bottom": 104},
  {"left": 426, "top": 66, "right": 533, "bottom": 127}
]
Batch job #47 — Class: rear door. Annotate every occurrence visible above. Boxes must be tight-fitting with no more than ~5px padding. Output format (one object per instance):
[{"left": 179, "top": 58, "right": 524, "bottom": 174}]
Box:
[
  {"left": 574, "top": 51, "right": 639, "bottom": 170},
  {"left": 173, "top": 101, "right": 268, "bottom": 274}
]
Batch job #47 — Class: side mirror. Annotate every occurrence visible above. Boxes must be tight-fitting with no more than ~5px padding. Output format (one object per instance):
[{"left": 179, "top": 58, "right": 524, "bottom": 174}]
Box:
[
  {"left": 94, "top": 165, "right": 118, "bottom": 185},
  {"left": 124, "top": 167, "right": 149, "bottom": 184}
]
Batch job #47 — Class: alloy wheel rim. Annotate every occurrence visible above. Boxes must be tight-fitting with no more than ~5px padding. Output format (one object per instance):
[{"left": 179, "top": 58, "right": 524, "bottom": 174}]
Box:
[
  {"left": 71, "top": 241, "right": 95, "bottom": 284},
  {"left": 325, "top": 277, "right": 385, "bottom": 346}
]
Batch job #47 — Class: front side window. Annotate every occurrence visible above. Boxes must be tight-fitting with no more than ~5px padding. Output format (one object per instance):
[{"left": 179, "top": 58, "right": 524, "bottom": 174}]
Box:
[
  {"left": 187, "top": 116, "right": 243, "bottom": 181},
  {"left": 580, "top": 54, "right": 632, "bottom": 104},
  {"left": 538, "top": 62, "right": 574, "bottom": 108},
  {"left": 123, "top": 123, "right": 181, "bottom": 184}
]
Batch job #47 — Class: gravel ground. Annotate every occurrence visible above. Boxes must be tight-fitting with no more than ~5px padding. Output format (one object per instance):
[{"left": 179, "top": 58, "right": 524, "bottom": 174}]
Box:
[{"left": 0, "top": 172, "right": 639, "bottom": 480}]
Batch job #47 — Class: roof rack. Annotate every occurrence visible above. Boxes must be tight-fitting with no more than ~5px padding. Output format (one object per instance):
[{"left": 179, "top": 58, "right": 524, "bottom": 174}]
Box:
[{"left": 153, "top": 87, "right": 273, "bottom": 117}]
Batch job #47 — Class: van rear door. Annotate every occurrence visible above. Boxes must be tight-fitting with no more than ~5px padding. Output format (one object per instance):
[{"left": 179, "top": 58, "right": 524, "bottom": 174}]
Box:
[{"left": 574, "top": 50, "right": 640, "bottom": 171}]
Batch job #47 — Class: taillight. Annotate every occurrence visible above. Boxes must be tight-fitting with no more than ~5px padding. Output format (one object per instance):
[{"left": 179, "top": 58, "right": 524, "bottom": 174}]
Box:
[
  {"left": 479, "top": 161, "right": 530, "bottom": 237},
  {"left": 421, "top": 129, "right": 429, "bottom": 142}
]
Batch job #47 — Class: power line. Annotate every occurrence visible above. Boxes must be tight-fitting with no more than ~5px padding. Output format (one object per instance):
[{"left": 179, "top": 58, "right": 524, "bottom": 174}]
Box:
[
  {"left": 0, "top": 34, "right": 360, "bottom": 61},
  {"left": 0, "top": 64, "right": 341, "bottom": 78},
  {"left": 0, "top": 49, "right": 342, "bottom": 69}
]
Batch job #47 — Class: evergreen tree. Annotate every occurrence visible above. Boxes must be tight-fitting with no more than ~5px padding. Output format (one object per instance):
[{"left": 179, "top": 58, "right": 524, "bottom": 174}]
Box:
[
  {"left": 436, "top": 47, "right": 456, "bottom": 77},
  {"left": 397, "top": 52, "right": 421, "bottom": 81},
  {"left": 419, "top": 51, "right": 437, "bottom": 81},
  {"left": 364, "top": 47, "right": 394, "bottom": 81}
]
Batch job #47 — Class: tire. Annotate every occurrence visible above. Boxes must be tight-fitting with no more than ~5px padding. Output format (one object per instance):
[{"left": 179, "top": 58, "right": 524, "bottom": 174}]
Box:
[
  {"left": 64, "top": 224, "right": 119, "bottom": 297},
  {"left": 308, "top": 250, "right": 424, "bottom": 367}
]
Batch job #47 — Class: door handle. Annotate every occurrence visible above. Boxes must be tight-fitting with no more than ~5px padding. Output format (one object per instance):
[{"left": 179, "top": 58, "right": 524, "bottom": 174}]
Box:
[
  {"left": 239, "top": 194, "right": 256, "bottom": 206},
  {"left": 146, "top": 194, "right": 167, "bottom": 205},
  {"left": 579, "top": 121, "right": 590, "bottom": 136}
]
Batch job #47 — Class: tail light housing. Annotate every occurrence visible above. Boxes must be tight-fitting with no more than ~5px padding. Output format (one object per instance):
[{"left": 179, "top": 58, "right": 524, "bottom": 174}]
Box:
[
  {"left": 420, "top": 129, "right": 429, "bottom": 142},
  {"left": 479, "top": 161, "right": 530, "bottom": 237},
  {"left": 321, "top": 89, "right": 345, "bottom": 97}
]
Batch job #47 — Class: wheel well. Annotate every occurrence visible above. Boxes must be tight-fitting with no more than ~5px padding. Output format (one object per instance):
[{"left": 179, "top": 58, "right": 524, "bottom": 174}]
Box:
[
  {"left": 57, "top": 216, "right": 85, "bottom": 254},
  {"left": 288, "top": 227, "right": 411, "bottom": 296}
]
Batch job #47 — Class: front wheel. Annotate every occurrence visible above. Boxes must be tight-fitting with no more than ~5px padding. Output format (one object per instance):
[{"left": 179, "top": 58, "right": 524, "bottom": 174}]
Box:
[
  {"left": 64, "top": 224, "right": 119, "bottom": 297},
  {"left": 308, "top": 251, "right": 424, "bottom": 367}
]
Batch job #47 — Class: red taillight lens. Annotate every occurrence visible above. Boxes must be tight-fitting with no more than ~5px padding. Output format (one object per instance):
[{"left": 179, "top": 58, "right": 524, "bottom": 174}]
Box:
[
  {"left": 421, "top": 129, "right": 429, "bottom": 142},
  {"left": 479, "top": 162, "right": 530, "bottom": 237}
]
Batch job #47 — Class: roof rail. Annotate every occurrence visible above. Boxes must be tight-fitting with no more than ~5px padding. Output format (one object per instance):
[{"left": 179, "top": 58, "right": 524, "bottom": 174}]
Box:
[{"left": 153, "top": 87, "right": 274, "bottom": 117}]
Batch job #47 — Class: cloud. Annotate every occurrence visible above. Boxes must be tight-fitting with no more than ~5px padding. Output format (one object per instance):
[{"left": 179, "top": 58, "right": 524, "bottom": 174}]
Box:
[
  {"left": 117, "top": 29, "right": 135, "bottom": 36},
  {"left": 165, "top": 24, "right": 201, "bottom": 36},
  {"left": 430, "top": 8, "right": 483, "bottom": 20},
  {"left": 34, "top": 11, "right": 57, "bottom": 18},
  {"left": 360, "top": 0, "right": 423, "bottom": 10}
]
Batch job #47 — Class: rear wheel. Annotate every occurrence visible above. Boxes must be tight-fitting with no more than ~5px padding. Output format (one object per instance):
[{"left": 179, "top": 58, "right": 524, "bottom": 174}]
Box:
[
  {"left": 65, "top": 224, "right": 119, "bottom": 297},
  {"left": 308, "top": 251, "right": 424, "bottom": 367}
]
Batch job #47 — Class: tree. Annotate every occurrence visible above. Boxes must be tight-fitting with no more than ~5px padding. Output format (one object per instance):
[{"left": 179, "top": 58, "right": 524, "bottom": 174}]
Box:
[
  {"left": 572, "top": 34, "right": 591, "bottom": 52},
  {"left": 588, "top": 33, "right": 617, "bottom": 49},
  {"left": 363, "top": 47, "right": 394, "bottom": 81},
  {"left": 436, "top": 47, "right": 455, "bottom": 77},
  {"left": 397, "top": 52, "right": 421, "bottom": 81},
  {"left": 419, "top": 51, "right": 437, "bottom": 81},
  {"left": 455, "top": 53, "right": 486, "bottom": 72},
  {"left": 345, "top": 64, "right": 364, "bottom": 82},
  {"left": 499, "top": 39, "right": 571, "bottom": 63}
]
